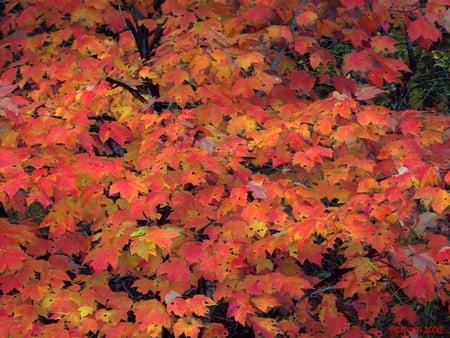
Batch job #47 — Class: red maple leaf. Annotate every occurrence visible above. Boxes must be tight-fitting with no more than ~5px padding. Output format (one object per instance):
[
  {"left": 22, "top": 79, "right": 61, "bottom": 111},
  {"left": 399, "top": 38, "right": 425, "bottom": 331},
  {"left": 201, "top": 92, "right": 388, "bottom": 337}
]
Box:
[
  {"left": 157, "top": 261, "right": 191, "bottom": 283},
  {"left": 85, "top": 245, "right": 119, "bottom": 272},
  {"left": 0, "top": 248, "right": 29, "bottom": 272},
  {"left": 407, "top": 18, "right": 441, "bottom": 42}
]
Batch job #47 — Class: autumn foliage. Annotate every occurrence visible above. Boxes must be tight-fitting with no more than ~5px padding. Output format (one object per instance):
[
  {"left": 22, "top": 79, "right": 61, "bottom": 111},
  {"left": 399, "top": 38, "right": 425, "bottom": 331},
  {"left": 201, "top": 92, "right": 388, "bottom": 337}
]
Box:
[{"left": 0, "top": 0, "right": 450, "bottom": 337}]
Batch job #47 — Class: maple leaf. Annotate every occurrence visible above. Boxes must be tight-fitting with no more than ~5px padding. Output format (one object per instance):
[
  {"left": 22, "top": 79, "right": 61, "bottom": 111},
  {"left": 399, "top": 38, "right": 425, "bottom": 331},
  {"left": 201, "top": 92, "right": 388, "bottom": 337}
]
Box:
[
  {"left": 403, "top": 246, "right": 437, "bottom": 274},
  {"left": 356, "top": 105, "right": 391, "bottom": 128},
  {"left": 167, "top": 297, "right": 187, "bottom": 316},
  {"left": 0, "top": 147, "right": 30, "bottom": 168},
  {"left": 0, "top": 82, "right": 20, "bottom": 115},
  {"left": 134, "top": 299, "right": 173, "bottom": 334},
  {"left": 235, "top": 51, "right": 265, "bottom": 70},
  {"left": 109, "top": 171, "right": 147, "bottom": 200},
  {"left": 145, "top": 227, "right": 181, "bottom": 251},
  {"left": 404, "top": 272, "right": 437, "bottom": 300},
  {"left": 166, "top": 84, "right": 196, "bottom": 106},
  {"left": 84, "top": 245, "right": 119, "bottom": 273},
  {"left": 0, "top": 171, "right": 30, "bottom": 198},
  {"left": 415, "top": 187, "right": 450, "bottom": 213},
  {"left": 407, "top": 18, "right": 441, "bottom": 42},
  {"left": 296, "top": 241, "right": 323, "bottom": 265},
  {"left": 247, "top": 181, "right": 267, "bottom": 199},
  {"left": 296, "top": 9, "right": 319, "bottom": 27},
  {"left": 332, "top": 76, "right": 356, "bottom": 95},
  {"left": 293, "top": 145, "right": 333, "bottom": 170},
  {"left": 413, "top": 212, "right": 438, "bottom": 236},
  {"left": 226, "top": 292, "right": 254, "bottom": 325},
  {"left": 243, "top": 5, "right": 281, "bottom": 29},
  {"left": 399, "top": 111, "right": 423, "bottom": 136},
  {"left": 157, "top": 261, "right": 191, "bottom": 284},
  {"left": 286, "top": 70, "right": 316, "bottom": 94},
  {"left": 173, "top": 316, "right": 204, "bottom": 338},
  {"left": 2, "top": 0, "right": 450, "bottom": 336},
  {"left": 342, "top": 50, "right": 373, "bottom": 75},
  {"left": 354, "top": 85, "right": 386, "bottom": 101},
  {"left": 391, "top": 304, "right": 419, "bottom": 325},
  {"left": 196, "top": 185, "right": 224, "bottom": 206},
  {"left": 132, "top": 278, "right": 155, "bottom": 295},
  {"left": 232, "top": 78, "right": 257, "bottom": 99},
  {"left": 370, "top": 35, "right": 398, "bottom": 54},
  {"left": 0, "top": 248, "right": 29, "bottom": 272},
  {"left": 251, "top": 294, "right": 280, "bottom": 312},
  {"left": 248, "top": 316, "right": 280, "bottom": 338},
  {"left": 293, "top": 36, "right": 317, "bottom": 55},
  {"left": 188, "top": 295, "right": 216, "bottom": 317},
  {"left": 98, "top": 122, "right": 134, "bottom": 146},
  {"left": 334, "top": 271, "right": 363, "bottom": 299},
  {"left": 309, "top": 47, "right": 335, "bottom": 70},
  {"left": 342, "top": 28, "right": 370, "bottom": 48},
  {"left": 319, "top": 294, "right": 350, "bottom": 336},
  {"left": 368, "top": 56, "right": 410, "bottom": 86},
  {"left": 203, "top": 323, "right": 228, "bottom": 338}
]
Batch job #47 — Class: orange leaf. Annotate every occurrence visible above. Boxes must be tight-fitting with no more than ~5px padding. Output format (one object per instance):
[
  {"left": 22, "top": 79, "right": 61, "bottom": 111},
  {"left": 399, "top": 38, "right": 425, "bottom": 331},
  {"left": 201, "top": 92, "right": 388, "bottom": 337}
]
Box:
[
  {"left": 196, "top": 185, "right": 224, "bottom": 206},
  {"left": 134, "top": 299, "right": 172, "bottom": 334},
  {"left": 166, "top": 84, "right": 196, "bottom": 106},
  {"left": 296, "top": 10, "right": 319, "bottom": 27},
  {"left": 235, "top": 51, "right": 265, "bottom": 70},
  {"left": 248, "top": 316, "right": 281, "bottom": 338},
  {"left": 227, "top": 292, "right": 254, "bottom": 325},
  {"left": 188, "top": 295, "right": 216, "bottom": 317},
  {"left": 232, "top": 78, "right": 256, "bottom": 98},
  {"left": 85, "top": 245, "right": 118, "bottom": 272},
  {"left": 109, "top": 172, "right": 147, "bottom": 200},
  {"left": 167, "top": 297, "right": 187, "bottom": 316},
  {"left": 332, "top": 123, "right": 362, "bottom": 143},
  {"left": 157, "top": 261, "right": 191, "bottom": 283},
  {"left": 251, "top": 294, "right": 280, "bottom": 312},
  {"left": 145, "top": 227, "right": 181, "bottom": 250},
  {"left": 98, "top": 122, "right": 134, "bottom": 146},
  {"left": 319, "top": 294, "right": 350, "bottom": 336},
  {"left": 415, "top": 187, "right": 450, "bottom": 213},
  {"left": 173, "top": 316, "right": 203, "bottom": 338},
  {"left": 203, "top": 323, "right": 228, "bottom": 338}
]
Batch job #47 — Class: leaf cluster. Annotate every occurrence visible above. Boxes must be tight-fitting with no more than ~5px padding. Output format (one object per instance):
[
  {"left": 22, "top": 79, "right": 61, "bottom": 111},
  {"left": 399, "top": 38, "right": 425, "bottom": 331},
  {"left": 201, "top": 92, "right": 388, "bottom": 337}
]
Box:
[{"left": 0, "top": 0, "right": 449, "bottom": 337}]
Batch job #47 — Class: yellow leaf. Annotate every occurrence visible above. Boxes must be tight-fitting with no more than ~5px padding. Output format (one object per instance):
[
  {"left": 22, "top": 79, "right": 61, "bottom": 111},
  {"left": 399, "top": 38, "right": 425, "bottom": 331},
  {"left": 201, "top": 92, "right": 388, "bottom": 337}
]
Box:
[
  {"left": 251, "top": 294, "right": 280, "bottom": 312},
  {"left": 247, "top": 221, "right": 268, "bottom": 238},
  {"left": 139, "top": 66, "right": 159, "bottom": 79},
  {"left": 79, "top": 305, "right": 94, "bottom": 318}
]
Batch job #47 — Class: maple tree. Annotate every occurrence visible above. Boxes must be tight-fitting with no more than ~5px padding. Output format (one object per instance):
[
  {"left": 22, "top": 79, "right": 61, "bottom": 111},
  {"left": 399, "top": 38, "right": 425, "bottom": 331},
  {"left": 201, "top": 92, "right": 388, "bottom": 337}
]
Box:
[{"left": 0, "top": 0, "right": 449, "bottom": 337}]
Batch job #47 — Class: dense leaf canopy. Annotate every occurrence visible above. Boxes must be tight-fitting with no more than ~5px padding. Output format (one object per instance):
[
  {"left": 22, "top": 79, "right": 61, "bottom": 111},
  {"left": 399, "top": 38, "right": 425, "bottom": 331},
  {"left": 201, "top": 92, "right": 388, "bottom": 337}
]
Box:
[{"left": 0, "top": 0, "right": 449, "bottom": 337}]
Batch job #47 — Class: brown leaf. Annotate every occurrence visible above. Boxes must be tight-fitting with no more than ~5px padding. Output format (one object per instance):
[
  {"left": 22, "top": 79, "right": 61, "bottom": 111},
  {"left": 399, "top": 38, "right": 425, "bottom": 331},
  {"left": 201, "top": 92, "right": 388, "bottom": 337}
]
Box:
[
  {"left": 247, "top": 181, "right": 267, "bottom": 199},
  {"left": 414, "top": 212, "right": 438, "bottom": 235}
]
